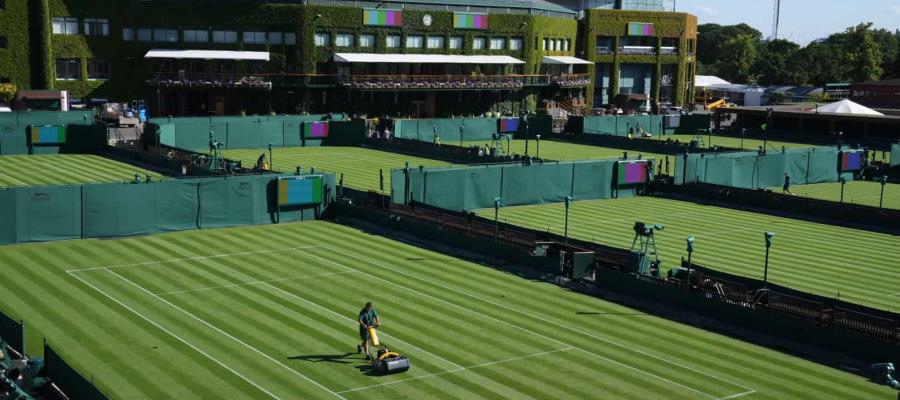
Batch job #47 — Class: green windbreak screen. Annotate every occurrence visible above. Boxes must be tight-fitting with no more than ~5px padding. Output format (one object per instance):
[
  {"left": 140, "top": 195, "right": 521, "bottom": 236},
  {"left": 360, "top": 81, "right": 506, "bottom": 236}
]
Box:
[
  {"left": 394, "top": 118, "right": 498, "bottom": 142},
  {"left": 0, "top": 310, "right": 24, "bottom": 354},
  {"left": 891, "top": 143, "right": 900, "bottom": 167},
  {"left": 393, "top": 159, "right": 650, "bottom": 211},
  {"left": 583, "top": 115, "right": 677, "bottom": 137},
  {"left": 675, "top": 147, "right": 842, "bottom": 189}
]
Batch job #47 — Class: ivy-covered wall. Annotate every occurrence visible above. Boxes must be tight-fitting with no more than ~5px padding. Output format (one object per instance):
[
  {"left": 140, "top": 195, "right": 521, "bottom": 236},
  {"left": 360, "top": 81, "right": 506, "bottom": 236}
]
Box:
[
  {"left": 582, "top": 9, "right": 697, "bottom": 109},
  {"left": 0, "top": 0, "right": 34, "bottom": 88}
]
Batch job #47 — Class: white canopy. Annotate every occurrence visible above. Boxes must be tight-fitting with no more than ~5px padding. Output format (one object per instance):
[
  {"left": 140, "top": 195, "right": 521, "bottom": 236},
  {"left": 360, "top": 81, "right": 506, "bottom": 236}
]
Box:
[
  {"left": 144, "top": 49, "right": 270, "bottom": 61},
  {"left": 333, "top": 53, "right": 525, "bottom": 64},
  {"left": 541, "top": 56, "right": 592, "bottom": 65},
  {"left": 695, "top": 75, "right": 731, "bottom": 87},
  {"left": 812, "top": 99, "right": 884, "bottom": 116}
]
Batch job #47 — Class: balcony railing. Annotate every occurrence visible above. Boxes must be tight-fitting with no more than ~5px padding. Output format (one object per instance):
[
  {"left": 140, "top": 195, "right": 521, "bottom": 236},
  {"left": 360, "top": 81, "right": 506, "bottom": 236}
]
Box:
[
  {"left": 620, "top": 46, "right": 656, "bottom": 55},
  {"left": 146, "top": 72, "right": 272, "bottom": 90},
  {"left": 337, "top": 74, "right": 548, "bottom": 91},
  {"left": 551, "top": 74, "right": 591, "bottom": 88}
]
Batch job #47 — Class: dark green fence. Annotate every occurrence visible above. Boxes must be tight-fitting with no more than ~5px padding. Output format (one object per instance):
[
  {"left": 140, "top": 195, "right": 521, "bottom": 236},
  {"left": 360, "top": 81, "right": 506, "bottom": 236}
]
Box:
[
  {"left": 0, "top": 309, "right": 24, "bottom": 354},
  {"left": 0, "top": 111, "right": 95, "bottom": 126},
  {"left": 0, "top": 173, "right": 335, "bottom": 245},
  {"left": 44, "top": 340, "right": 108, "bottom": 400},
  {"left": 392, "top": 158, "right": 652, "bottom": 211},
  {"left": 392, "top": 116, "right": 554, "bottom": 144},
  {"left": 0, "top": 124, "right": 107, "bottom": 155},
  {"left": 675, "top": 147, "right": 843, "bottom": 189},
  {"left": 891, "top": 142, "right": 899, "bottom": 167}
]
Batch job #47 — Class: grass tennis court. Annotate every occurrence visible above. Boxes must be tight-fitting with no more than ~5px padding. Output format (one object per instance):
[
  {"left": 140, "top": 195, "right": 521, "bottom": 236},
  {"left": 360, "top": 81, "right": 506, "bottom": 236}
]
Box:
[
  {"left": 478, "top": 197, "right": 900, "bottom": 313},
  {"left": 464, "top": 139, "right": 663, "bottom": 161},
  {"left": 648, "top": 134, "right": 811, "bottom": 151},
  {"left": 772, "top": 180, "right": 900, "bottom": 210},
  {"left": 0, "top": 154, "right": 164, "bottom": 188},
  {"left": 224, "top": 147, "right": 449, "bottom": 192},
  {"left": 0, "top": 221, "right": 892, "bottom": 399}
]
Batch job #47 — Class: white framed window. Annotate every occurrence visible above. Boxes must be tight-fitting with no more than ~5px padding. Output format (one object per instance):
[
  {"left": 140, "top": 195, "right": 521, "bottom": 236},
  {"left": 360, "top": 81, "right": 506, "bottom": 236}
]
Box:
[
  {"left": 284, "top": 33, "right": 296, "bottom": 45},
  {"left": 55, "top": 58, "right": 80, "bottom": 80},
  {"left": 83, "top": 18, "right": 109, "bottom": 36},
  {"left": 153, "top": 29, "right": 178, "bottom": 43},
  {"left": 314, "top": 33, "right": 330, "bottom": 47},
  {"left": 542, "top": 38, "right": 548, "bottom": 50},
  {"left": 243, "top": 31, "right": 266, "bottom": 45},
  {"left": 122, "top": 28, "right": 134, "bottom": 41},
  {"left": 509, "top": 37, "right": 523, "bottom": 51},
  {"left": 473, "top": 37, "right": 486, "bottom": 50},
  {"left": 359, "top": 34, "right": 374, "bottom": 47},
  {"left": 449, "top": 36, "right": 463, "bottom": 50},
  {"left": 183, "top": 30, "right": 209, "bottom": 43},
  {"left": 52, "top": 17, "right": 78, "bottom": 35},
  {"left": 426, "top": 36, "right": 444, "bottom": 49},
  {"left": 405, "top": 35, "right": 423, "bottom": 48},
  {"left": 212, "top": 30, "right": 237, "bottom": 44},
  {"left": 564, "top": 39, "right": 570, "bottom": 51},
  {"left": 490, "top": 38, "right": 504, "bottom": 50},
  {"left": 386, "top": 35, "right": 400, "bottom": 48},
  {"left": 335, "top": 33, "right": 353, "bottom": 47},
  {"left": 137, "top": 28, "right": 151, "bottom": 42},
  {"left": 87, "top": 59, "right": 110, "bottom": 80},
  {"left": 269, "top": 32, "right": 283, "bottom": 45}
]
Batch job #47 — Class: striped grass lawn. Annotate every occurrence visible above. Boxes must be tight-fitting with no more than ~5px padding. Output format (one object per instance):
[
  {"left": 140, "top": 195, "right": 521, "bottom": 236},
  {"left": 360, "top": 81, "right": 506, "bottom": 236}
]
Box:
[
  {"left": 648, "top": 134, "right": 813, "bottom": 152},
  {"left": 463, "top": 139, "right": 664, "bottom": 161},
  {"left": 0, "top": 221, "right": 893, "bottom": 399},
  {"left": 0, "top": 154, "right": 164, "bottom": 188},
  {"left": 224, "top": 147, "right": 449, "bottom": 192},
  {"left": 477, "top": 197, "right": 900, "bottom": 313},
  {"left": 772, "top": 180, "right": 900, "bottom": 210}
]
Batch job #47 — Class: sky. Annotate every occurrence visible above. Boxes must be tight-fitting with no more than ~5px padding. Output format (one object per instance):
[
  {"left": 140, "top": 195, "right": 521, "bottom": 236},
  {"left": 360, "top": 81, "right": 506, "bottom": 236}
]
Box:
[{"left": 674, "top": 0, "right": 900, "bottom": 45}]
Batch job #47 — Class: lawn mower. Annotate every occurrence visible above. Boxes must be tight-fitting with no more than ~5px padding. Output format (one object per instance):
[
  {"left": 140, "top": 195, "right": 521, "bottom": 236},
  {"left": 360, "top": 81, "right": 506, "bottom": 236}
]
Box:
[{"left": 372, "top": 348, "right": 410, "bottom": 375}]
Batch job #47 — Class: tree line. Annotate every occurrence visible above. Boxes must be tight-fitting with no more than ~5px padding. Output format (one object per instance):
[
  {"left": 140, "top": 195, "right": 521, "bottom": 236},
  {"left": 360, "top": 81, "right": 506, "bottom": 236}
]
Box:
[{"left": 698, "top": 22, "right": 900, "bottom": 86}]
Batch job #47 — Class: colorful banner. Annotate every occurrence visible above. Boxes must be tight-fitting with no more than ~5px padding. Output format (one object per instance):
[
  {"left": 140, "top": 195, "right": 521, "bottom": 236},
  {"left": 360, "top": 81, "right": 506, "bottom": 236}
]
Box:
[
  {"left": 454, "top": 13, "right": 488, "bottom": 30},
  {"left": 840, "top": 151, "right": 863, "bottom": 171},
  {"left": 30, "top": 125, "right": 67, "bottom": 144},
  {"left": 364, "top": 9, "right": 403, "bottom": 27},
  {"left": 498, "top": 117, "right": 519, "bottom": 133},
  {"left": 617, "top": 160, "right": 649, "bottom": 185},
  {"left": 627, "top": 22, "right": 655, "bottom": 36},
  {"left": 303, "top": 121, "right": 329, "bottom": 139},
  {"left": 278, "top": 176, "right": 323, "bottom": 207}
]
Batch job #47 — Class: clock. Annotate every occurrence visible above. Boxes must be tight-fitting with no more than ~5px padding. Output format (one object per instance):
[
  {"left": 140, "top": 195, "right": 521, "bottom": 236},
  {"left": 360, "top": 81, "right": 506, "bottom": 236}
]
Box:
[{"left": 422, "top": 14, "right": 433, "bottom": 26}]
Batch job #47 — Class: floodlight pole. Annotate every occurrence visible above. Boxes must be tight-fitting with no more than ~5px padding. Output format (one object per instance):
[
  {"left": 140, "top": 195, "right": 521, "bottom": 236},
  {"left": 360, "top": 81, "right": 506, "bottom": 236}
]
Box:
[
  {"left": 685, "top": 236, "right": 695, "bottom": 289},
  {"left": 459, "top": 123, "right": 464, "bottom": 147},
  {"left": 879, "top": 175, "right": 888, "bottom": 209},
  {"left": 268, "top": 143, "right": 273, "bottom": 172},
  {"left": 564, "top": 196, "right": 572, "bottom": 243},
  {"left": 523, "top": 113, "right": 530, "bottom": 156},
  {"left": 536, "top": 134, "right": 541, "bottom": 158},
  {"left": 741, "top": 128, "right": 746, "bottom": 150},
  {"left": 839, "top": 176, "right": 847, "bottom": 205},
  {"left": 493, "top": 197, "right": 502, "bottom": 241},
  {"left": 763, "top": 232, "right": 774, "bottom": 289}
]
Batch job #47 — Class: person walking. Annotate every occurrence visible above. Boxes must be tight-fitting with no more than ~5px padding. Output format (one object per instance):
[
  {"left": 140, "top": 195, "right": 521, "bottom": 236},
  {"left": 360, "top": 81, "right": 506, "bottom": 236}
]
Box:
[
  {"left": 782, "top": 172, "right": 794, "bottom": 195},
  {"left": 357, "top": 302, "right": 381, "bottom": 360}
]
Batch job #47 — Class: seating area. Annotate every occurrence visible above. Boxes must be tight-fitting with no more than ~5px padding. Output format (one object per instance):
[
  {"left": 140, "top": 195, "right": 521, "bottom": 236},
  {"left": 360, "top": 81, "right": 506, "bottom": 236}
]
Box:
[
  {"left": 340, "top": 75, "right": 527, "bottom": 91},
  {"left": 551, "top": 74, "right": 592, "bottom": 87},
  {"left": 145, "top": 73, "right": 272, "bottom": 90}
]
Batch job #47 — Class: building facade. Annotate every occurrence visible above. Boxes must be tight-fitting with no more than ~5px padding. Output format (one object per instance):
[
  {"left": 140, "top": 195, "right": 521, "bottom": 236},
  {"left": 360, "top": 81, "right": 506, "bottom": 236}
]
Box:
[{"left": 0, "top": 0, "right": 694, "bottom": 116}]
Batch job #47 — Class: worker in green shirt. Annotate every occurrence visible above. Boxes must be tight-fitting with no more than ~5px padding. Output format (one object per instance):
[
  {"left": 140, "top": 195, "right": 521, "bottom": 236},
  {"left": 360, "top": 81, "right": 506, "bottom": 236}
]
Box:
[{"left": 357, "top": 302, "right": 381, "bottom": 360}]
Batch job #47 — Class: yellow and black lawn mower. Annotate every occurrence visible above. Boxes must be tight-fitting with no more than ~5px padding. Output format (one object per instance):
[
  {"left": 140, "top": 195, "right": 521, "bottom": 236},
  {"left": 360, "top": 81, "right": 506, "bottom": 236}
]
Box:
[{"left": 372, "top": 348, "right": 410, "bottom": 375}]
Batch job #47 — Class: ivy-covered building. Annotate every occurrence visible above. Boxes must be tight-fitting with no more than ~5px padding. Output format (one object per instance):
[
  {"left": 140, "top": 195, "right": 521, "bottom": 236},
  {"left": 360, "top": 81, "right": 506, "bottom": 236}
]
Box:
[{"left": 0, "top": 0, "right": 695, "bottom": 116}]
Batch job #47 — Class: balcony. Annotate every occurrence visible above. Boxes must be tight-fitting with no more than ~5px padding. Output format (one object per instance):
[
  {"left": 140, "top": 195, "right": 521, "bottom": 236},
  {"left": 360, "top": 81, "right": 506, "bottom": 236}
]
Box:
[
  {"left": 619, "top": 46, "right": 656, "bottom": 55},
  {"left": 551, "top": 74, "right": 591, "bottom": 88},
  {"left": 337, "top": 74, "right": 547, "bottom": 91},
  {"left": 146, "top": 72, "right": 272, "bottom": 91},
  {"left": 596, "top": 47, "right": 615, "bottom": 55}
]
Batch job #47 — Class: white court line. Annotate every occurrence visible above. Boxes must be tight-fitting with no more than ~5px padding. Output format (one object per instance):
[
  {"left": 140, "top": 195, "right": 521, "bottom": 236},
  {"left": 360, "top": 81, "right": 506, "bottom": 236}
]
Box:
[
  {"left": 0, "top": 171, "right": 28, "bottom": 186},
  {"left": 337, "top": 347, "right": 574, "bottom": 394},
  {"left": 157, "top": 270, "right": 357, "bottom": 296},
  {"left": 43, "top": 161, "right": 103, "bottom": 183},
  {"left": 717, "top": 390, "right": 756, "bottom": 400},
  {"left": 330, "top": 246, "right": 756, "bottom": 394},
  {"left": 66, "top": 245, "right": 318, "bottom": 273},
  {"left": 66, "top": 270, "right": 284, "bottom": 400},
  {"left": 298, "top": 248, "right": 723, "bottom": 399},
  {"left": 105, "top": 268, "right": 347, "bottom": 400},
  {"left": 257, "top": 281, "right": 464, "bottom": 370}
]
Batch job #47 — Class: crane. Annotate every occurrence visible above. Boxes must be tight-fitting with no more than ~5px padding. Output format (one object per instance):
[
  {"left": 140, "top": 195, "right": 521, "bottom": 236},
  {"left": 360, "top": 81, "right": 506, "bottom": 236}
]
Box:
[{"left": 771, "top": 0, "right": 781, "bottom": 40}]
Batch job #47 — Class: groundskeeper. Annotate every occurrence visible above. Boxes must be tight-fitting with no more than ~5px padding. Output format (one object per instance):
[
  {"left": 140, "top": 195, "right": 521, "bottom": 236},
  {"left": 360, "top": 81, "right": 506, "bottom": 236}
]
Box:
[{"left": 357, "top": 301, "right": 381, "bottom": 360}]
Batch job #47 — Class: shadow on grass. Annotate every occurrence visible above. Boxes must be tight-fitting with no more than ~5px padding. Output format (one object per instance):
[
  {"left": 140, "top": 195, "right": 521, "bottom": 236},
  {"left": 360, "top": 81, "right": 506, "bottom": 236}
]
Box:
[
  {"left": 576, "top": 311, "right": 648, "bottom": 316},
  {"left": 288, "top": 352, "right": 357, "bottom": 364}
]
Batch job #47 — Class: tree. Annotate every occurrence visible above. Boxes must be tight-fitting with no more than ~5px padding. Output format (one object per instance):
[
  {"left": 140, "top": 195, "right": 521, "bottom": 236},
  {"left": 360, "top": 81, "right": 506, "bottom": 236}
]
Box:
[
  {"left": 697, "top": 23, "right": 763, "bottom": 81},
  {"left": 754, "top": 39, "right": 803, "bottom": 85},
  {"left": 718, "top": 33, "right": 758, "bottom": 83},
  {"left": 0, "top": 83, "right": 16, "bottom": 105},
  {"left": 844, "top": 23, "right": 883, "bottom": 82}
]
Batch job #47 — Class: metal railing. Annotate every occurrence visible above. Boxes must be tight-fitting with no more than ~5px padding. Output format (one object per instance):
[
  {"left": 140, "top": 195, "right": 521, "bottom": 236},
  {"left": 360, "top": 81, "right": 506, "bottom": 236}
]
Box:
[
  {"left": 145, "top": 72, "right": 272, "bottom": 90},
  {"left": 551, "top": 74, "right": 591, "bottom": 87},
  {"left": 337, "top": 74, "right": 552, "bottom": 90}
]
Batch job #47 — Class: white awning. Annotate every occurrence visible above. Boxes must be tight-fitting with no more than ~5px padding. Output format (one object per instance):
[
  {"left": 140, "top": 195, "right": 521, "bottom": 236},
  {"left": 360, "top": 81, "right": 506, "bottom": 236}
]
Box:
[
  {"left": 144, "top": 49, "right": 270, "bottom": 61},
  {"left": 334, "top": 53, "right": 525, "bottom": 65},
  {"left": 695, "top": 75, "right": 731, "bottom": 87},
  {"left": 541, "top": 56, "right": 593, "bottom": 65}
]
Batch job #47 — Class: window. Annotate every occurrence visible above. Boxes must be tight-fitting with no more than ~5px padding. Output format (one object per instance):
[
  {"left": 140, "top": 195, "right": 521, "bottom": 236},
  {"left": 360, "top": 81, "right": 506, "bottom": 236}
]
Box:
[
  {"left": 0, "top": 36, "right": 7, "bottom": 49},
  {"left": 314, "top": 33, "right": 330, "bottom": 47},
  {"left": 213, "top": 30, "right": 237, "bottom": 44},
  {"left": 405, "top": 35, "right": 423, "bottom": 49},
  {"left": 122, "top": 28, "right": 134, "bottom": 41},
  {"left": 87, "top": 59, "right": 110, "bottom": 80},
  {"left": 269, "top": 32, "right": 283, "bottom": 45},
  {"left": 426, "top": 36, "right": 444, "bottom": 49},
  {"left": 359, "top": 34, "right": 374, "bottom": 48},
  {"left": 184, "top": 30, "right": 209, "bottom": 43},
  {"left": 449, "top": 36, "right": 463, "bottom": 50},
  {"left": 52, "top": 17, "right": 78, "bottom": 35},
  {"left": 564, "top": 39, "right": 570, "bottom": 52},
  {"left": 284, "top": 33, "right": 296, "bottom": 45},
  {"left": 489, "top": 38, "right": 504, "bottom": 50},
  {"left": 83, "top": 18, "right": 109, "bottom": 36},
  {"left": 473, "top": 37, "right": 486, "bottom": 50},
  {"left": 335, "top": 33, "right": 353, "bottom": 47},
  {"left": 55, "top": 58, "right": 81, "bottom": 80},
  {"left": 386, "top": 35, "right": 400, "bottom": 48},
  {"left": 137, "top": 28, "right": 152, "bottom": 42},
  {"left": 243, "top": 31, "right": 265, "bottom": 45},
  {"left": 508, "top": 37, "right": 523, "bottom": 51},
  {"left": 153, "top": 29, "right": 178, "bottom": 43},
  {"left": 542, "top": 38, "right": 548, "bottom": 51}
]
